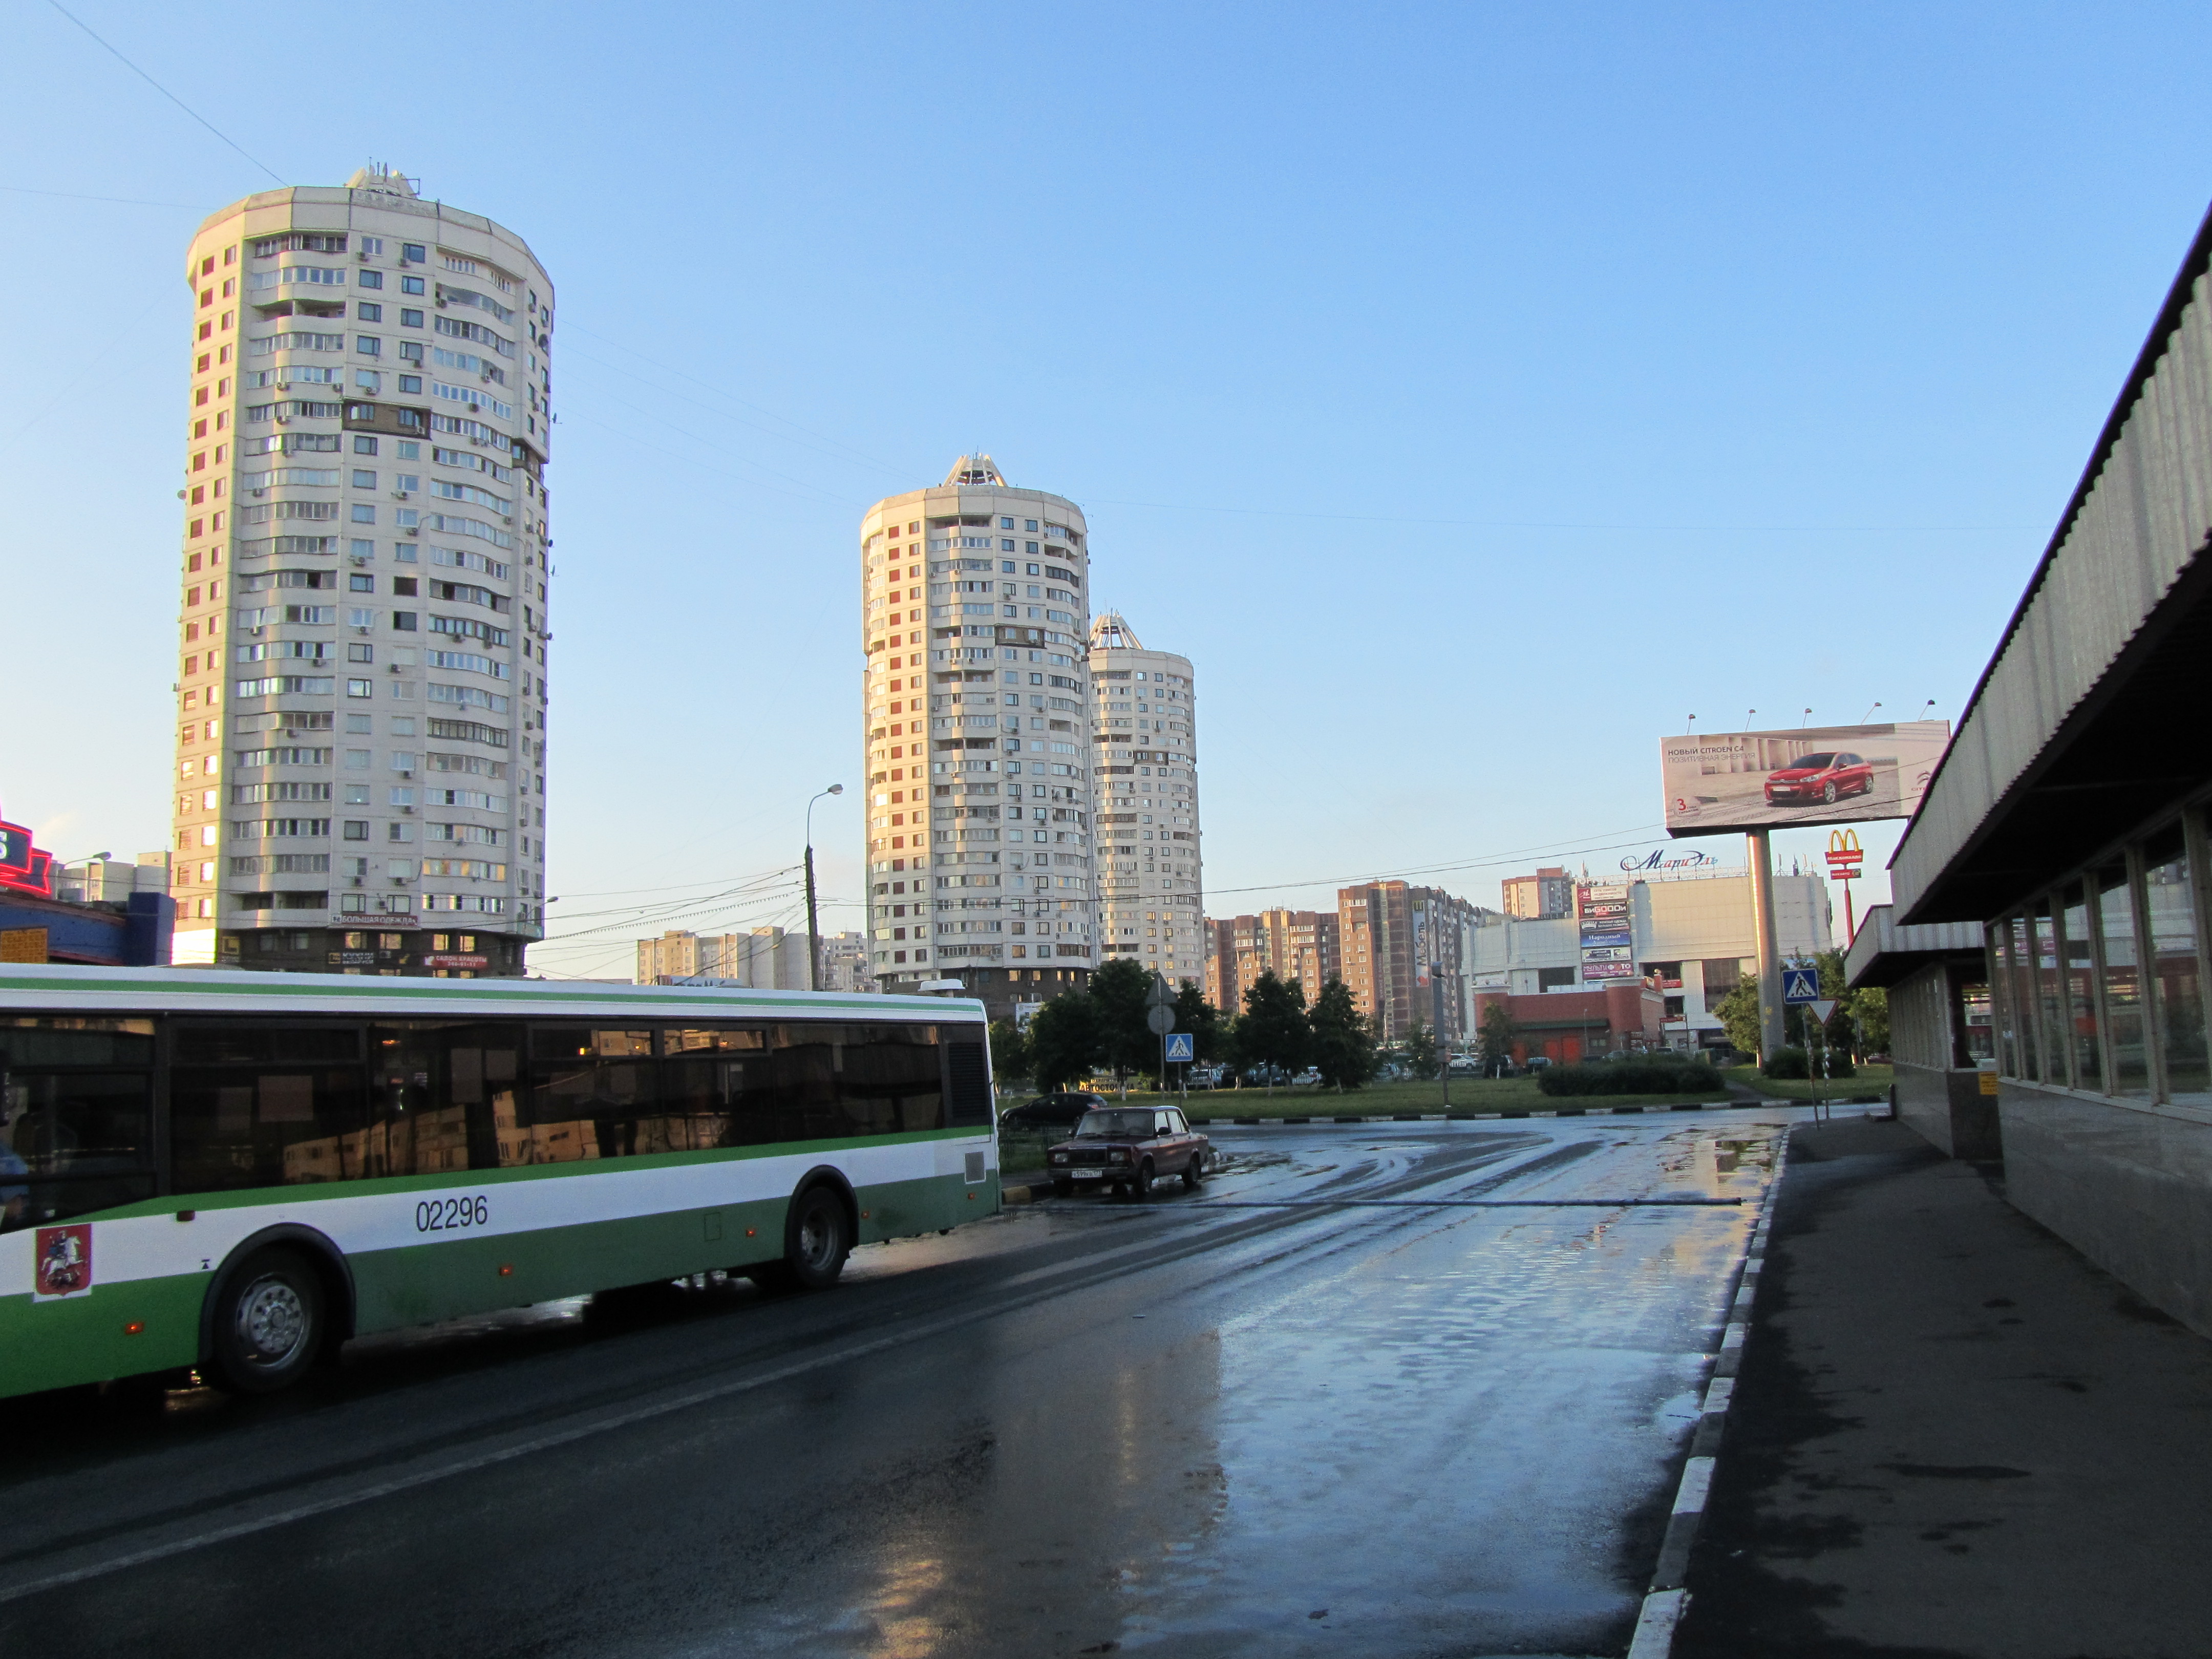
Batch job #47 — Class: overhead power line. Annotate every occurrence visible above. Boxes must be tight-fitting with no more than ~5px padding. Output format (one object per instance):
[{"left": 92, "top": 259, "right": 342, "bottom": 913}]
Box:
[{"left": 45, "top": 2, "right": 285, "bottom": 185}]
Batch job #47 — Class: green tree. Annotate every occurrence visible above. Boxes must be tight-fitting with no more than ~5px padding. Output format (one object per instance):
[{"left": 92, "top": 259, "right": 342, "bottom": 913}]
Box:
[
  {"left": 1308, "top": 977, "right": 1376, "bottom": 1089},
  {"left": 1172, "top": 982, "right": 1225, "bottom": 1059},
  {"left": 1715, "top": 972, "right": 1763, "bottom": 1058},
  {"left": 1087, "top": 958, "right": 1158, "bottom": 1095},
  {"left": 1475, "top": 999, "right": 1519, "bottom": 1075},
  {"left": 987, "top": 1017, "right": 1029, "bottom": 1088},
  {"left": 1401, "top": 1019, "right": 1440, "bottom": 1079},
  {"left": 1025, "top": 990, "right": 1101, "bottom": 1091},
  {"left": 1236, "top": 970, "right": 1311, "bottom": 1092}
]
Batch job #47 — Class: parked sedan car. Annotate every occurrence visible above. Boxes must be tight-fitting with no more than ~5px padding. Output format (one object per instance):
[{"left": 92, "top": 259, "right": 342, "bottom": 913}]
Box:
[
  {"left": 1763, "top": 751, "right": 1874, "bottom": 807},
  {"left": 998, "top": 1090, "right": 1109, "bottom": 1130},
  {"left": 1047, "top": 1107, "right": 1212, "bottom": 1200}
]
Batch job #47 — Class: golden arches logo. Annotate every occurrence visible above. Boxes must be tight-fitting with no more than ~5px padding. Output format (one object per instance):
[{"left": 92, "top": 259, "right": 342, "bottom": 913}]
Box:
[{"left": 1827, "top": 828, "right": 1861, "bottom": 855}]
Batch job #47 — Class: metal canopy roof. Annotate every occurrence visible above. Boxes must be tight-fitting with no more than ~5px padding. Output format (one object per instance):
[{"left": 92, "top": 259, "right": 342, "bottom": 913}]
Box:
[{"left": 1892, "top": 201, "right": 2212, "bottom": 924}]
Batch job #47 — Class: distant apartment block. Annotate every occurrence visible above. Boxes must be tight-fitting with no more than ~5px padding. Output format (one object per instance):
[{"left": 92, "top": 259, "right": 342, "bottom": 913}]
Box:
[
  {"left": 1500, "top": 865, "right": 1574, "bottom": 920},
  {"left": 1338, "top": 882, "right": 1488, "bottom": 1042},
  {"left": 635, "top": 926, "right": 868, "bottom": 990},
  {"left": 1203, "top": 908, "right": 1342, "bottom": 1011}
]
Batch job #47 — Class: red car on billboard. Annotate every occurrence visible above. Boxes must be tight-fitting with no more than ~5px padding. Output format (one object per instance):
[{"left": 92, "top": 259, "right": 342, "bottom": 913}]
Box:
[{"left": 1764, "top": 752, "right": 1873, "bottom": 807}]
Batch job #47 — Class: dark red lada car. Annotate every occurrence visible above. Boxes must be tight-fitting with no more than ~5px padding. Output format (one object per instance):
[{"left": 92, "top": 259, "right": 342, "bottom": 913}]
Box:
[
  {"left": 1763, "top": 751, "right": 1874, "bottom": 807},
  {"left": 1046, "top": 1107, "right": 1213, "bottom": 1200}
]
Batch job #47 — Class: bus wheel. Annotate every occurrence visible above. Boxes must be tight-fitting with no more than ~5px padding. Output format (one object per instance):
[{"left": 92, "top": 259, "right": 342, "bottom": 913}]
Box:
[
  {"left": 210, "top": 1249, "right": 325, "bottom": 1394},
  {"left": 784, "top": 1185, "right": 851, "bottom": 1292}
]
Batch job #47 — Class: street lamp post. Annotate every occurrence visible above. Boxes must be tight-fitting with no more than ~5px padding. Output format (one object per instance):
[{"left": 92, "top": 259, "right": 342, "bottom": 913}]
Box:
[{"left": 804, "top": 785, "right": 843, "bottom": 992}]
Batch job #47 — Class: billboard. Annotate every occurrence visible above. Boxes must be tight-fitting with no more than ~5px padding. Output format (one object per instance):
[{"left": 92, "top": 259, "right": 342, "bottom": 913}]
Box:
[
  {"left": 1578, "top": 882, "right": 1636, "bottom": 982},
  {"left": 1662, "top": 720, "right": 1951, "bottom": 836}
]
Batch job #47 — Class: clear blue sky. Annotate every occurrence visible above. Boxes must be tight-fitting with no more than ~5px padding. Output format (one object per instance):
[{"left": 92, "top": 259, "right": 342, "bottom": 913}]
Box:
[{"left": 4, "top": 2, "right": 2209, "bottom": 976}]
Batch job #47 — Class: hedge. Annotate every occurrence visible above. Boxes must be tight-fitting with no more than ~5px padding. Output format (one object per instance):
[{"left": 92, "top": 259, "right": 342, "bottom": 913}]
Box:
[{"left": 1537, "top": 1058, "right": 1724, "bottom": 1097}]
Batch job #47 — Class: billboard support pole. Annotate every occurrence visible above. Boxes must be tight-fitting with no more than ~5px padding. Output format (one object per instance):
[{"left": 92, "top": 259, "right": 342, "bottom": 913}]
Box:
[{"left": 1748, "top": 828, "right": 1785, "bottom": 1059}]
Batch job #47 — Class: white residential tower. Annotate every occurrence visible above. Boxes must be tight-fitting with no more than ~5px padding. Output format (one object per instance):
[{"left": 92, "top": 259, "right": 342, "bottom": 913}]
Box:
[
  {"left": 168, "top": 167, "right": 554, "bottom": 976},
  {"left": 1088, "top": 612, "right": 1204, "bottom": 981},
  {"left": 859, "top": 456, "right": 1097, "bottom": 1015}
]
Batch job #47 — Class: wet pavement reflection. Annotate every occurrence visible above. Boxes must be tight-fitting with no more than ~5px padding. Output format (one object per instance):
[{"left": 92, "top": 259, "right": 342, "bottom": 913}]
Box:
[{"left": 0, "top": 1111, "right": 1790, "bottom": 1658}]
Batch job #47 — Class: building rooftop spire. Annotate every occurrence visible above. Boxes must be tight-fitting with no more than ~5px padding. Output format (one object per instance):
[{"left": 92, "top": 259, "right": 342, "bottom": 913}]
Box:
[
  {"left": 943, "top": 453, "right": 1005, "bottom": 486},
  {"left": 1089, "top": 610, "right": 1144, "bottom": 651}
]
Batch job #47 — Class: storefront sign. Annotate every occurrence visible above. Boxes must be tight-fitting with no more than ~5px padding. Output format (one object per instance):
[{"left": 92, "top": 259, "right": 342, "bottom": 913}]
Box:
[
  {"left": 421, "top": 953, "right": 488, "bottom": 969},
  {"left": 1578, "top": 883, "right": 1634, "bottom": 984},
  {"left": 1824, "top": 828, "right": 1864, "bottom": 880},
  {"left": 1619, "top": 848, "right": 1719, "bottom": 873},
  {"left": 0, "top": 807, "right": 54, "bottom": 899}
]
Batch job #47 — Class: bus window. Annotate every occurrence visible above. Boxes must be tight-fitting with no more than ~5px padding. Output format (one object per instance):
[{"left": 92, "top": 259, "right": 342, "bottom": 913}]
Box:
[
  {"left": 0, "top": 1018, "right": 157, "bottom": 1229},
  {"left": 171, "top": 1024, "right": 367, "bottom": 1193},
  {"left": 660, "top": 1028, "right": 769, "bottom": 1150},
  {"left": 767, "top": 1025, "right": 844, "bottom": 1143},
  {"left": 366, "top": 1024, "right": 521, "bottom": 1177},
  {"left": 838, "top": 1026, "right": 944, "bottom": 1136},
  {"left": 524, "top": 1027, "right": 658, "bottom": 1162}
]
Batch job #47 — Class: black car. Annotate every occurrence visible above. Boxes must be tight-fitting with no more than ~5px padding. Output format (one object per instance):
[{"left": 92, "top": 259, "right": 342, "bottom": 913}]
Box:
[{"left": 999, "top": 1091, "right": 1109, "bottom": 1130}]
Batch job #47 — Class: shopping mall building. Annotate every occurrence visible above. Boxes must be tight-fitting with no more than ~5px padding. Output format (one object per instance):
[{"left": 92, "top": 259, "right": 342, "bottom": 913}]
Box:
[
  {"left": 1468, "top": 864, "right": 1832, "bottom": 1060},
  {"left": 1849, "top": 204, "right": 2212, "bottom": 1337}
]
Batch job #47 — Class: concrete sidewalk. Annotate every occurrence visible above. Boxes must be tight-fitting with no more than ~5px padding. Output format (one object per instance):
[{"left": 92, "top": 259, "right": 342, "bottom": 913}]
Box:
[{"left": 1677, "top": 1117, "right": 2212, "bottom": 1658}]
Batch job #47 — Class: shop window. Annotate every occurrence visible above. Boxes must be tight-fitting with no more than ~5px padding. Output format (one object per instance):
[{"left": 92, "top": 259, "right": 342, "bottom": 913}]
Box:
[
  {"left": 2143, "top": 827, "right": 2206, "bottom": 1103},
  {"left": 2094, "top": 863, "right": 2147, "bottom": 1097}
]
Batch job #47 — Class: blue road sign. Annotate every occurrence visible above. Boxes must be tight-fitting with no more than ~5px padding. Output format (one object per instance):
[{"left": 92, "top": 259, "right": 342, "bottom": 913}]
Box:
[
  {"left": 1781, "top": 968, "right": 1820, "bottom": 1005},
  {"left": 1165, "top": 1032, "right": 1195, "bottom": 1062}
]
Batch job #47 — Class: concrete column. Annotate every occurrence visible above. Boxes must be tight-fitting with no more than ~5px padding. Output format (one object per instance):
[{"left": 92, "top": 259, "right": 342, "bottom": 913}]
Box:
[{"left": 1748, "top": 828, "right": 1785, "bottom": 1056}]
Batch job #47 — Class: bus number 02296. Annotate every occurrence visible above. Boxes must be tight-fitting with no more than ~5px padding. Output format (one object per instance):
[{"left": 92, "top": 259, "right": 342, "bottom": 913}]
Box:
[{"left": 415, "top": 1195, "right": 490, "bottom": 1232}]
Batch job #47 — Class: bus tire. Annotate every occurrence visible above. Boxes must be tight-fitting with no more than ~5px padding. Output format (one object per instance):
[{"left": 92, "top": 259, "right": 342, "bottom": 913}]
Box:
[
  {"left": 209, "top": 1248, "right": 325, "bottom": 1395},
  {"left": 783, "top": 1183, "right": 851, "bottom": 1291}
]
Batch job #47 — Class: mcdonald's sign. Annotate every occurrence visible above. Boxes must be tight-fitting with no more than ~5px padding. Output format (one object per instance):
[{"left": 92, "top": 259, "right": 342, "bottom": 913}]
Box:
[{"left": 1823, "top": 828, "right": 1864, "bottom": 882}]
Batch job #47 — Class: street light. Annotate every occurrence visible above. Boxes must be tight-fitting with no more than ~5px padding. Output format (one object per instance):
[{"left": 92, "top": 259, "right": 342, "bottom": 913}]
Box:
[{"left": 804, "top": 785, "right": 844, "bottom": 992}]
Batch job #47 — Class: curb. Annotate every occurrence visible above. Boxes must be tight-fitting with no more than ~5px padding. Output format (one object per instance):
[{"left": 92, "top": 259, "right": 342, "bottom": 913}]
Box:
[
  {"left": 1626, "top": 1123, "right": 1792, "bottom": 1656},
  {"left": 1186, "top": 1101, "right": 1752, "bottom": 1125}
]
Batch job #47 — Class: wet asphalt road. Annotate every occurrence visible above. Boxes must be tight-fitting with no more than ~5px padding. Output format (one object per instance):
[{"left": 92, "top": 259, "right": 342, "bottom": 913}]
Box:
[{"left": 0, "top": 1112, "right": 1786, "bottom": 1659}]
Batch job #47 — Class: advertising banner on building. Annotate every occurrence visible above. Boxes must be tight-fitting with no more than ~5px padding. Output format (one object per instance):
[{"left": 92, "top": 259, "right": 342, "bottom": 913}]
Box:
[
  {"left": 1578, "top": 882, "right": 1636, "bottom": 982},
  {"left": 1412, "top": 904, "right": 1431, "bottom": 988},
  {"left": 1660, "top": 720, "right": 1951, "bottom": 836}
]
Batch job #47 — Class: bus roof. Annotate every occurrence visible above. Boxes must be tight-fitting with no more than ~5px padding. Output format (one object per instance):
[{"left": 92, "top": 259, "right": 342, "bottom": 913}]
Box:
[{"left": 0, "top": 964, "right": 985, "bottom": 1024}]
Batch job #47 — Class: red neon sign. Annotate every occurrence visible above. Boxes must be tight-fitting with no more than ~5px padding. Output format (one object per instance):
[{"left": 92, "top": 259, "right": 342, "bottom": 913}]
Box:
[{"left": 0, "top": 807, "right": 54, "bottom": 900}]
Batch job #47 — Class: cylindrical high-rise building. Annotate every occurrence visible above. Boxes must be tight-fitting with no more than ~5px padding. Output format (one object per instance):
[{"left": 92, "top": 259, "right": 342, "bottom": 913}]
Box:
[
  {"left": 858, "top": 455, "right": 1097, "bottom": 1014},
  {"left": 1088, "top": 613, "right": 1204, "bottom": 982},
  {"left": 167, "top": 167, "right": 554, "bottom": 976}
]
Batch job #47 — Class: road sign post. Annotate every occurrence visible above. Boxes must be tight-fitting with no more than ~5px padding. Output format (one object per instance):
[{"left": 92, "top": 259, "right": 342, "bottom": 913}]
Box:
[{"left": 1147, "top": 975, "right": 1177, "bottom": 1090}]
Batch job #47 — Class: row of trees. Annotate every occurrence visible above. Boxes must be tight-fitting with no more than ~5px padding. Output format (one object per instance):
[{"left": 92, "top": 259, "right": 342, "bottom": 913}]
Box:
[
  {"left": 1711, "top": 948, "right": 1889, "bottom": 1059},
  {"left": 989, "top": 960, "right": 1381, "bottom": 1092}
]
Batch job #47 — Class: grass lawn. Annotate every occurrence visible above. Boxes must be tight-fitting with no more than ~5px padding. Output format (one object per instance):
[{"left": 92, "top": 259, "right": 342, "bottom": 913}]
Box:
[
  {"left": 1725, "top": 1064, "right": 1893, "bottom": 1104},
  {"left": 1001, "top": 1074, "right": 1731, "bottom": 1126}
]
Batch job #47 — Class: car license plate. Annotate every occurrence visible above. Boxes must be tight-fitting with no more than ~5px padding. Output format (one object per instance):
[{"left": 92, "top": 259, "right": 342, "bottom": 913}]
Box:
[{"left": 1070, "top": 1168, "right": 1103, "bottom": 1180}]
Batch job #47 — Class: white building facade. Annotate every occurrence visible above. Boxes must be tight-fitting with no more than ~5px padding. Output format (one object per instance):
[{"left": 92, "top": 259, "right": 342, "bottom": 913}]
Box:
[
  {"left": 1089, "top": 613, "right": 1203, "bottom": 981},
  {"left": 635, "top": 926, "right": 867, "bottom": 990},
  {"left": 168, "top": 167, "right": 554, "bottom": 977},
  {"left": 858, "top": 456, "right": 1096, "bottom": 1015},
  {"left": 1469, "top": 868, "right": 1834, "bottom": 1049}
]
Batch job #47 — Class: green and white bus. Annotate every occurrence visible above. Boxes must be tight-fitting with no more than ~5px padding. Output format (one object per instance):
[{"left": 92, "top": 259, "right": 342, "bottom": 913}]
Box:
[{"left": 0, "top": 965, "right": 998, "bottom": 1399}]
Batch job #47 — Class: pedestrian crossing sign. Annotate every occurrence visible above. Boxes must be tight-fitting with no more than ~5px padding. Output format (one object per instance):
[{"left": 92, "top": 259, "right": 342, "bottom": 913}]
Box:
[
  {"left": 1781, "top": 968, "right": 1819, "bottom": 1005},
  {"left": 1165, "top": 1033, "right": 1195, "bottom": 1062}
]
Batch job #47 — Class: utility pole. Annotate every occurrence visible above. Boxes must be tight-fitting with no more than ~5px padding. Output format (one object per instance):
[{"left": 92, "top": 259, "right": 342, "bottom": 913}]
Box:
[{"left": 804, "top": 784, "right": 843, "bottom": 992}]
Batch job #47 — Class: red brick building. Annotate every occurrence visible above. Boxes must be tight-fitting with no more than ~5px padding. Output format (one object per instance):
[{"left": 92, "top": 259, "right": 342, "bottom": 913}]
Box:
[{"left": 1472, "top": 983, "right": 1664, "bottom": 1066}]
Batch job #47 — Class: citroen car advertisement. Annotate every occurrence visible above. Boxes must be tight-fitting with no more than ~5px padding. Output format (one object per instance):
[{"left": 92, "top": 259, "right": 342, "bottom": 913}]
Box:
[{"left": 1661, "top": 720, "right": 1951, "bottom": 835}]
